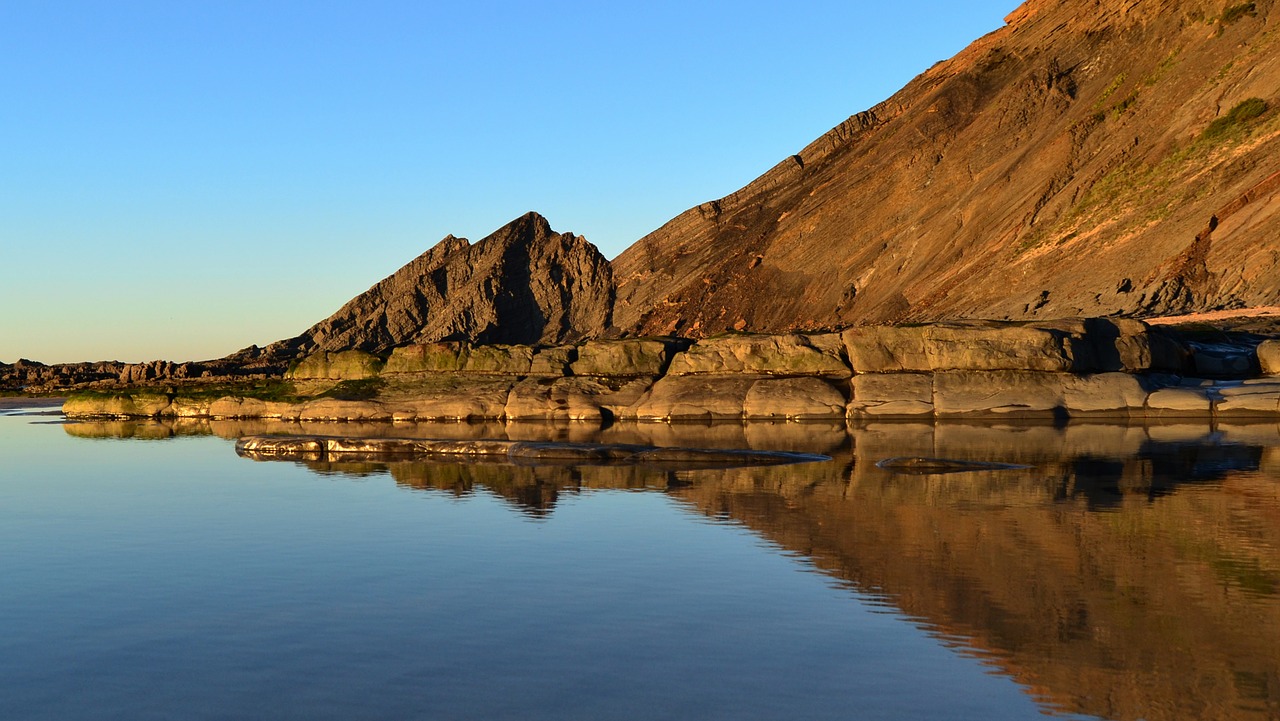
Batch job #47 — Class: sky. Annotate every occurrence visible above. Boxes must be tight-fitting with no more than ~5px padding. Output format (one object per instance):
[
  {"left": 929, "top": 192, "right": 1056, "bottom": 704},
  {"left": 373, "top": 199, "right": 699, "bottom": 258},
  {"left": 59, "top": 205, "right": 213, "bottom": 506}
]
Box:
[{"left": 1, "top": 1, "right": 1018, "bottom": 364}]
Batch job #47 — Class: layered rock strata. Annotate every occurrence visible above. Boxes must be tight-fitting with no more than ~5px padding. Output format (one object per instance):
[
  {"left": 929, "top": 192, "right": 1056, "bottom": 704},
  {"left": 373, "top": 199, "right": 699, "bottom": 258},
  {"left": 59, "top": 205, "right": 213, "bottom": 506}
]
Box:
[
  {"left": 612, "top": 0, "right": 1280, "bottom": 336},
  {"left": 62, "top": 318, "right": 1280, "bottom": 422}
]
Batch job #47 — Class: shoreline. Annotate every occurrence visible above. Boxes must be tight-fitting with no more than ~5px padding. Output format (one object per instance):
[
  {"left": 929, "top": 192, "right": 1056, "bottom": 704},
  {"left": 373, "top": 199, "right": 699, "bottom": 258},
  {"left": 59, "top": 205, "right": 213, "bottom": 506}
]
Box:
[{"left": 57, "top": 318, "right": 1280, "bottom": 422}]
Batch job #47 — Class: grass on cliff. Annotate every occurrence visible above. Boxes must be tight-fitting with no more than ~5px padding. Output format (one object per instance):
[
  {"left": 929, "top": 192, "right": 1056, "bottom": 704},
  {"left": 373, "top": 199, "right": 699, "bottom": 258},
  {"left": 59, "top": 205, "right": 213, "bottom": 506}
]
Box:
[
  {"left": 1218, "top": 3, "right": 1257, "bottom": 25},
  {"left": 1201, "top": 97, "right": 1268, "bottom": 141},
  {"left": 1016, "top": 97, "right": 1273, "bottom": 255}
]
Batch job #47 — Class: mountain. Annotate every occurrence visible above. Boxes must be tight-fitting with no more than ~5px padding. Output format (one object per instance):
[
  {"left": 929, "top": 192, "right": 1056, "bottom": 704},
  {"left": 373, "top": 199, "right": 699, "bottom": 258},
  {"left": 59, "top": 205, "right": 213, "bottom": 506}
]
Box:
[
  {"left": 268, "top": 212, "right": 613, "bottom": 356},
  {"left": 611, "top": 0, "right": 1280, "bottom": 337}
]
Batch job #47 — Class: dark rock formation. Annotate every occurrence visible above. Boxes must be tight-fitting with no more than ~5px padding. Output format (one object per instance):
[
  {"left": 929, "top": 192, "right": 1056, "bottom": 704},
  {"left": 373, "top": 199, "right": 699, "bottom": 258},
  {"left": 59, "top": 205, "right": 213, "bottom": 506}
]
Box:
[
  {"left": 611, "top": 0, "right": 1280, "bottom": 337},
  {"left": 268, "top": 212, "right": 613, "bottom": 358}
]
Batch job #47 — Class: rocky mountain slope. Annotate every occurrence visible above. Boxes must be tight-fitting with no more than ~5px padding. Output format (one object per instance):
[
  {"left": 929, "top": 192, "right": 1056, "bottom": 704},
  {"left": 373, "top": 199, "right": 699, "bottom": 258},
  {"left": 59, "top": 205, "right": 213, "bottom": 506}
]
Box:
[
  {"left": 268, "top": 211, "right": 613, "bottom": 357},
  {"left": 612, "top": 0, "right": 1280, "bottom": 337}
]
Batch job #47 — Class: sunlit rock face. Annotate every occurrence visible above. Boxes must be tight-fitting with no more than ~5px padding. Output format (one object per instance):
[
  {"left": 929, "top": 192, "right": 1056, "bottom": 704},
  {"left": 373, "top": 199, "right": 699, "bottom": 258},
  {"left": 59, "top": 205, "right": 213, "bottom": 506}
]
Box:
[{"left": 611, "top": 0, "right": 1280, "bottom": 336}]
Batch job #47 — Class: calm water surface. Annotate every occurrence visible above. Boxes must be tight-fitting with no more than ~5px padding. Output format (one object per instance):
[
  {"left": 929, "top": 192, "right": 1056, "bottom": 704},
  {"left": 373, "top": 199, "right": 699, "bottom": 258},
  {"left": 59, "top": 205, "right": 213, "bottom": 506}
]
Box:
[{"left": 2, "top": 409, "right": 1279, "bottom": 720}]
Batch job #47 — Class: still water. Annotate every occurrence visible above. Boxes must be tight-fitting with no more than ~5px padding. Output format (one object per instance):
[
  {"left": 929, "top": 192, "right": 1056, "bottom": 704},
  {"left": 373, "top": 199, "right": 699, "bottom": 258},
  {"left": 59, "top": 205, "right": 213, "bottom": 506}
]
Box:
[{"left": 2, "top": 408, "right": 1279, "bottom": 720}]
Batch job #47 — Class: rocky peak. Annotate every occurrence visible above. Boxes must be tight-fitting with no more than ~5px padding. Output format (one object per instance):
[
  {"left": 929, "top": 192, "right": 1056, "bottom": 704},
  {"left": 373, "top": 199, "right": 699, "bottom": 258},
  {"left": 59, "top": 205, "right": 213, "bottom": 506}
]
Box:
[{"left": 271, "top": 212, "right": 613, "bottom": 357}]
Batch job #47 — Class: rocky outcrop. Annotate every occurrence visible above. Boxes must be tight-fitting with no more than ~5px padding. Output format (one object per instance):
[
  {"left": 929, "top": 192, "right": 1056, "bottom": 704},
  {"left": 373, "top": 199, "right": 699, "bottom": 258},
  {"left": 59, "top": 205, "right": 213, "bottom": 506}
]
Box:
[
  {"left": 0, "top": 350, "right": 288, "bottom": 394},
  {"left": 269, "top": 212, "right": 613, "bottom": 357},
  {"left": 65, "top": 318, "right": 1280, "bottom": 422},
  {"left": 664, "top": 333, "right": 848, "bottom": 376},
  {"left": 286, "top": 350, "right": 383, "bottom": 380},
  {"left": 611, "top": 0, "right": 1280, "bottom": 337}
]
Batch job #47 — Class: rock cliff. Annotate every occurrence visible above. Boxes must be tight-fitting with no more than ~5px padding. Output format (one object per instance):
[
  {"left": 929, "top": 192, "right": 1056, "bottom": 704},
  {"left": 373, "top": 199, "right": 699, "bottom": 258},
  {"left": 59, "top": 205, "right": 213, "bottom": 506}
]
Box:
[
  {"left": 611, "top": 0, "right": 1280, "bottom": 337},
  {"left": 269, "top": 211, "right": 613, "bottom": 357}
]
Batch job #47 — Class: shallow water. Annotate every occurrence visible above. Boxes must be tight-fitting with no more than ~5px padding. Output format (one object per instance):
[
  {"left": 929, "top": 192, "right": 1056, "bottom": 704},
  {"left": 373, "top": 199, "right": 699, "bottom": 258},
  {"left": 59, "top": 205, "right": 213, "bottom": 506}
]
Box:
[{"left": 3, "top": 409, "right": 1280, "bottom": 720}]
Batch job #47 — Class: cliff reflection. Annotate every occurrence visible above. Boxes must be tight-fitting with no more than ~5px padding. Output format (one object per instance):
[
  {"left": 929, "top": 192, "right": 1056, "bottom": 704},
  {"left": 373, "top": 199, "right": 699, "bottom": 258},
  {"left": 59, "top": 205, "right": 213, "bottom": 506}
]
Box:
[
  {"left": 676, "top": 422, "right": 1280, "bottom": 721},
  {"left": 66, "top": 417, "right": 1280, "bottom": 719}
]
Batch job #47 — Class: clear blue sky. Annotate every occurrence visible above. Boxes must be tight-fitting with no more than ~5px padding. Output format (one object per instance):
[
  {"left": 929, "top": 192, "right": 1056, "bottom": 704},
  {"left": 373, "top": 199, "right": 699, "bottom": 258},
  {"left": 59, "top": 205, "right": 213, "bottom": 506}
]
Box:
[{"left": 1, "top": 1, "right": 1017, "bottom": 364}]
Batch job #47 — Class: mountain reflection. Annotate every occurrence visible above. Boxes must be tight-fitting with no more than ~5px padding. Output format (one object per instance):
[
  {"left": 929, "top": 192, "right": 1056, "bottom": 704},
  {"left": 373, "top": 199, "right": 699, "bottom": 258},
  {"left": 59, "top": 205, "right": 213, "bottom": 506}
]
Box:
[{"left": 66, "top": 417, "right": 1280, "bottom": 720}]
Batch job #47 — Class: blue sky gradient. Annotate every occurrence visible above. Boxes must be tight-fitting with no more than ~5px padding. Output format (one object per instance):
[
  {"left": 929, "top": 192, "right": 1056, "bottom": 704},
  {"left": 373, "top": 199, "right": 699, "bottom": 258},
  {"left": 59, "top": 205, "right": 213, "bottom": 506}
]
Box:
[{"left": 2, "top": 1, "right": 1017, "bottom": 363}]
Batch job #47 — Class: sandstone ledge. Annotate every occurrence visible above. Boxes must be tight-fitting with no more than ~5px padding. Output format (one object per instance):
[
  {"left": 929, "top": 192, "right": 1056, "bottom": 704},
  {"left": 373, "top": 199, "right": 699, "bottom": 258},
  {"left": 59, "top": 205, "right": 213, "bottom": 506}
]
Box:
[
  {"left": 234, "top": 435, "right": 829, "bottom": 467},
  {"left": 63, "top": 320, "right": 1280, "bottom": 421}
]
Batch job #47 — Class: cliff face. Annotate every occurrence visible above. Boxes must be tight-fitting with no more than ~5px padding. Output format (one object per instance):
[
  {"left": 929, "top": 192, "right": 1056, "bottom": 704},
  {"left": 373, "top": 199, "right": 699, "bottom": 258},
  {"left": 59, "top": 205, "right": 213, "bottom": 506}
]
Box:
[
  {"left": 611, "top": 0, "right": 1280, "bottom": 337},
  {"left": 272, "top": 212, "right": 613, "bottom": 356}
]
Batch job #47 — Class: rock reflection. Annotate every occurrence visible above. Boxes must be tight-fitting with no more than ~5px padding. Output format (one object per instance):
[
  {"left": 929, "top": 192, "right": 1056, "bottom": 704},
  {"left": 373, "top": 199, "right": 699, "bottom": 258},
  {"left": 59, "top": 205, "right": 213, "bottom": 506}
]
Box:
[
  {"left": 676, "top": 421, "right": 1280, "bottom": 721},
  {"left": 64, "top": 416, "right": 1280, "bottom": 719}
]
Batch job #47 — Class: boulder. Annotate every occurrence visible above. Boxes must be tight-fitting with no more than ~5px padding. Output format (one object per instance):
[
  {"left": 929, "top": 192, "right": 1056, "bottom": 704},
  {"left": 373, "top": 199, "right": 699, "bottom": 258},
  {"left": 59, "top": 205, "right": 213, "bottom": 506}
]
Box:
[
  {"left": 665, "top": 333, "right": 850, "bottom": 377},
  {"left": 841, "top": 325, "right": 928, "bottom": 373},
  {"left": 297, "top": 399, "right": 393, "bottom": 422},
  {"left": 1215, "top": 382, "right": 1280, "bottom": 416},
  {"left": 383, "top": 342, "right": 471, "bottom": 373},
  {"left": 932, "top": 371, "right": 1069, "bottom": 416},
  {"left": 1066, "top": 318, "right": 1183, "bottom": 372},
  {"left": 505, "top": 377, "right": 614, "bottom": 422},
  {"left": 167, "top": 396, "right": 213, "bottom": 417},
  {"left": 1258, "top": 340, "right": 1280, "bottom": 375},
  {"left": 842, "top": 323, "right": 1075, "bottom": 373},
  {"left": 932, "top": 371, "right": 1153, "bottom": 417},
  {"left": 1145, "top": 387, "right": 1213, "bottom": 416},
  {"left": 529, "top": 346, "right": 576, "bottom": 376},
  {"left": 848, "top": 373, "right": 934, "bottom": 417},
  {"left": 742, "top": 377, "right": 848, "bottom": 419},
  {"left": 625, "top": 375, "right": 757, "bottom": 420},
  {"left": 383, "top": 380, "right": 516, "bottom": 421},
  {"left": 462, "top": 344, "right": 534, "bottom": 375},
  {"left": 287, "top": 350, "right": 383, "bottom": 380},
  {"left": 570, "top": 339, "right": 675, "bottom": 377},
  {"left": 1190, "top": 346, "right": 1255, "bottom": 378},
  {"left": 207, "top": 397, "right": 303, "bottom": 420},
  {"left": 1060, "top": 373, "right": 1149, "bottom": 415},
  {"left": 63, "top": 393, "right": 173, "bottom": 418}
]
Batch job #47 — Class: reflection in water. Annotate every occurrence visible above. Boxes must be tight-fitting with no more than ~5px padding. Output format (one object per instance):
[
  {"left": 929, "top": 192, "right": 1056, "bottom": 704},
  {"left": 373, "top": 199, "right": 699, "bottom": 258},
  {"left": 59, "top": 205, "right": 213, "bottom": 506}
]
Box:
[{"left": 65, "top": 417, "right": 1280, "bottom": 720}]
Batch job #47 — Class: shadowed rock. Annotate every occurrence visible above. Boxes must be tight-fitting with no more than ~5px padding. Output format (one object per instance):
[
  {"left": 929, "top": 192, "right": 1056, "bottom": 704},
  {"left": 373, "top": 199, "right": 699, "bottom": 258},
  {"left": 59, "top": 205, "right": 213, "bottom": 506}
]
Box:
[{"left": 271, "top": 212, "right": 613, "bottom": 357}]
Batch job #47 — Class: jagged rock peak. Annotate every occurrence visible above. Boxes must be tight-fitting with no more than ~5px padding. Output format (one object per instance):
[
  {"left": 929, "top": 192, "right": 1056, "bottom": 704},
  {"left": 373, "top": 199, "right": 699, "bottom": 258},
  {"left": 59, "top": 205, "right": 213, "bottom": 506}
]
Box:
[{"left": 274, "top": 211, "right": 614, "bottom": 356}]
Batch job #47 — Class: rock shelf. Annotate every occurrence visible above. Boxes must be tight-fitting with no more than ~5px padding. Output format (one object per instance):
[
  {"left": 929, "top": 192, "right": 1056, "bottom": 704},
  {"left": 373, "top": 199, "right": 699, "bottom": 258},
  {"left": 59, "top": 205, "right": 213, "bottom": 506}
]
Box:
[
  {"left": 234, "top": 435, "right": 830, "bottom": 467},
  {"left": 65, "top": 319, "right": 1280, "bottom": 422}
]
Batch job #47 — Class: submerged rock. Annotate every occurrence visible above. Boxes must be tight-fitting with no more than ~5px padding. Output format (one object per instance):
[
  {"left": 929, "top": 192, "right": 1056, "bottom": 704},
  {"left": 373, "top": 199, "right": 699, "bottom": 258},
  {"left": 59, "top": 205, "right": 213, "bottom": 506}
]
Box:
[{"left": 235, "top": 435, "right": 829, "bottom": 468}]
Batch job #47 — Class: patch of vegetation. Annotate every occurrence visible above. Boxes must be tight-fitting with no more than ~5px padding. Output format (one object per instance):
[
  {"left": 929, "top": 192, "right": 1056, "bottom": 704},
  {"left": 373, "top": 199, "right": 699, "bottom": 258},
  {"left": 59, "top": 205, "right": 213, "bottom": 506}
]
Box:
[
  {"left": 1143, "top": 51, "right": 1180, "bottom": 87},
  {"left": 1016, "top": 97, "right": 1275, "bottom": 255},
  {"left": 1093, "top": 73, "right": 1127, "bottom": 110},
  {"left": 317, "top": 378, "right": 385, "bottom": 401},
  {"left": 1201, "top": 97, "right": 1268, "bottom": 141},
  {"left": 1219, "top": 2, "right": 1257, "bottom": 24},
  {"left": 69, "top": 379, "right": 307, "bottom": 403},
  {"left": 1110, "top": 92, "right": 1139, "bottom": 118}
]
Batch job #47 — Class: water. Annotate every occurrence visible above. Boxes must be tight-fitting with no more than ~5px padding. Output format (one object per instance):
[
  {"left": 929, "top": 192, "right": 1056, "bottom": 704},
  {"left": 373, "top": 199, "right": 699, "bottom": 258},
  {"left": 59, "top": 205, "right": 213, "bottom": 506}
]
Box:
[{"left": 3, "top": 408, "right": 1279, "bottom": 720}]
